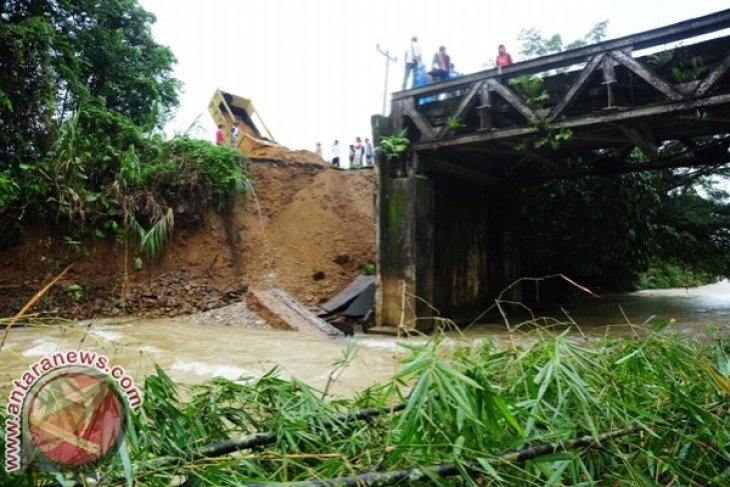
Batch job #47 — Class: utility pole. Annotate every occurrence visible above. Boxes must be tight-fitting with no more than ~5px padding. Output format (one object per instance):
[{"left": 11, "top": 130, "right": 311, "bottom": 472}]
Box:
[{"left": 376, "top": 44, "right": 397, "bottom": 116}]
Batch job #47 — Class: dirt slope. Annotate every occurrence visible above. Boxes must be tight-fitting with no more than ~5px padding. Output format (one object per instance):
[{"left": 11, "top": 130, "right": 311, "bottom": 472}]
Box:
[{"left": 0, "top": 151, "right": 376, "bottom": 318}]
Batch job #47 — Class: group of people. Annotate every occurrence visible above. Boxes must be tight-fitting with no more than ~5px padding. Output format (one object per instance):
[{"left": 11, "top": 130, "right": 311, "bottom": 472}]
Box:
[
  {"left": 403, "top": 36, "right": 514, "bottom": 90},
  {"left": 215, "top": 121, "right": 240, "bottom": 147},
  {"left": 316, "top": 139, "right": 374, "bottom": 169}
]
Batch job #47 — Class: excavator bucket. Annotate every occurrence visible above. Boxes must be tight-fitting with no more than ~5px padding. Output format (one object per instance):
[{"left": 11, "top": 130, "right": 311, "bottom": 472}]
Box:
[{"left": 208, "top": 89, "right": 278, "bottom": 153}]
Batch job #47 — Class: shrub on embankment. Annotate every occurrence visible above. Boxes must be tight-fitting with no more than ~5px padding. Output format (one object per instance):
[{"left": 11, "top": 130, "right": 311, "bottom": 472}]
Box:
[
  {"left": 638, "top": 261, "right": 717, "bottom": 289},
  {"left": 0, "top": 106, "right": 250, "bottom": 254},
  {"left": 1, "top": 329, "right": 727, "bottom": 485},
  {"left": 0, "top": 0, "right": 251, "bottom": 254}
]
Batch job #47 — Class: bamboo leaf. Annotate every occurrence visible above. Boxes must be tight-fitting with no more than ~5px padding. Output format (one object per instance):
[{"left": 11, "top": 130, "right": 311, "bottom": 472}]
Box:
[{"left": 476, "top": 458, "right": 504, "bottom": 481}]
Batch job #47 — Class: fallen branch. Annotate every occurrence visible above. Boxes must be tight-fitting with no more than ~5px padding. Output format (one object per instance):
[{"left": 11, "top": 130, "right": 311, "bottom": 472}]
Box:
[
  {"left": 244, "top": 425, "right": 640, "bottom": 487},
  {"left": 186, "top": 402, "right": 407, "bottom": 460},
  {"left": 0, "top": 266, "right": 70, "bottom": 351}
]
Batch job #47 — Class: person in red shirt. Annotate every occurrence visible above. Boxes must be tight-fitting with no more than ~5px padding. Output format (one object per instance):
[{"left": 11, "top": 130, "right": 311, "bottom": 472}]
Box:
[
  {"left": 496, "top": 44, "right": 513, "bottom": 73},
  {"left": 215, "top": 124, "right": 225, "bottom": 145}
]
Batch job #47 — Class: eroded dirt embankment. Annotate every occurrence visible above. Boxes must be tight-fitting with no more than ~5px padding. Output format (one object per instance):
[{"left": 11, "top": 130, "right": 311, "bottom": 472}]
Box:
[{"left": 0, "top": 151, "right": 375, "bottom": 319}]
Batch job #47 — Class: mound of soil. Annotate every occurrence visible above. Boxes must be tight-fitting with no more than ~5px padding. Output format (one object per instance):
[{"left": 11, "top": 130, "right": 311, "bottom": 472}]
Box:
[
  {"left": 248, "top": 146, "right": 328, "bottom": 166},
  {"left": 0, "top": 154, "right": 375, "bottom": 319},
  {"left": 241, "top": 160, "right": 375, "bottom": 304}
]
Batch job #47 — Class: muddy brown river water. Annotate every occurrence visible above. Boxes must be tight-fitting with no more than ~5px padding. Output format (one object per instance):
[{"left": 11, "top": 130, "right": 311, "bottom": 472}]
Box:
[{"left": 2, "top": 281, "right": 729, "bottom": 397}]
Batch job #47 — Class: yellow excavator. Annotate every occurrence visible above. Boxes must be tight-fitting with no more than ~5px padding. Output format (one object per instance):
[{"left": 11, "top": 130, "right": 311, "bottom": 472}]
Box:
[{"left": 208, "top": 89, "right": 278, "bottom": 153}]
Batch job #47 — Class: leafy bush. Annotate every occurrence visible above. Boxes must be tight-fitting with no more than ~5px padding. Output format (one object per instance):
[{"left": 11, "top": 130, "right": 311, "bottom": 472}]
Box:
[
  {"left": 154, "top": 138, "right": 252, "bottom": 209},
  {"left": 638, "top": 262, "right": 716, "bottom": 289},
  {"left": 0, "top": 171, "right": 19, "bottom": 214},
  {"left": 0, "top": 105, "right": 252, "bottom": 255},
  {"left": 0, "top": 0, "right": 237, "bottom": 257},
  {"left": 376, "top": 130, "right": 410, "bottom": 161}
]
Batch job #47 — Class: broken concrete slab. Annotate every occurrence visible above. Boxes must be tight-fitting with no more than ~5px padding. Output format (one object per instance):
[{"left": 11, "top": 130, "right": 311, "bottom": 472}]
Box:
[
  {"left": 319, "top": 275, "right": 375, "bottom": 315},
  {"left": 247, "top": 288, "right": 344, "bottom": 339}
]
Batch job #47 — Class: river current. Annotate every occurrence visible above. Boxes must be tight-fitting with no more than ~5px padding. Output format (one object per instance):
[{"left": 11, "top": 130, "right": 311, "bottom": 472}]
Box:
[{"left": 2, "top": 281, "right": 728, "bottom": 396}]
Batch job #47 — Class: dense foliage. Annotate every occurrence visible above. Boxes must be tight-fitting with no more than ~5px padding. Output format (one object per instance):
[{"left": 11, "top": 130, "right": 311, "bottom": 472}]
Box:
[
  {"left": 519, "top": 171, "right": 659, "bottom": 289},
  {"left": 0, "top": 0, "right": 250, "bottom": 252},
  {"left": 518, "top": 152, "right": 730, "bottom": 291},
  {"left": 1, "top": 329, "right": 727, "bottom": 485},
  {"left": 0, "top": 0, "right": 178, "bottom": 165}
]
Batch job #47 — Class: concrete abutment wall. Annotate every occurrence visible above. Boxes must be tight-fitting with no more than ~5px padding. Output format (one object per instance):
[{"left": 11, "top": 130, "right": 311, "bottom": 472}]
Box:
[{"left": 374, "top": 116, "right": 518, "bottom": 331}]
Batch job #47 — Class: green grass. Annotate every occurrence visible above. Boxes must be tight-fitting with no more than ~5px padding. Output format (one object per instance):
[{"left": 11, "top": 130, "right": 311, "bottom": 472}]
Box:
[{"left": 1, "top": 329, "right": 728, "bottom": 485}]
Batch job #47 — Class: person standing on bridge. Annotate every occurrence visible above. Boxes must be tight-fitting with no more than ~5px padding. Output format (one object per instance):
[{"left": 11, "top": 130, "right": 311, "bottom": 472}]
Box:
[
  {"left": 496, "top": 44, "right": 513, "bottom": 73},
  {"left": 430, "top": 46, "right": 450, "bottom": 82},
  {"left": 403, "top": 36, "right": 422, "bottom": 90}
]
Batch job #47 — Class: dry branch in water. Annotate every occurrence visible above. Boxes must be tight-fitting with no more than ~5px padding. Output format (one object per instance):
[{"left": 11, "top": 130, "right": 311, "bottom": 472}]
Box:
[{"left": 0, "top": 265, "right": 71, "bottom": 351}]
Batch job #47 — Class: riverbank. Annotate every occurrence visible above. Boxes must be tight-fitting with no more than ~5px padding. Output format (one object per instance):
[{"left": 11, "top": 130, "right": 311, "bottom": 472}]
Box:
[{"left": 0, "top": 156, "right": 376, "bottom": 320}]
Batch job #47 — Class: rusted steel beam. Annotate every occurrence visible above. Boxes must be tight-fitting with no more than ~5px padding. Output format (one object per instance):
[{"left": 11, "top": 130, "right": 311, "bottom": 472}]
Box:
[
  {"left": 618, "top": 123, "right": 659, "bottom": 161},
  {"left": 435, "top": 81, "right": 485, "bottom": 138},
  {"left": 402, "top": 98, "right": 435, "bottom": 140},
  {"left": 696, "top": 50, "right": 730, "bottom": 96},
  {"left": 609, "top": 50, "right": 684, "bottom": 101},
  {"left": 477, "top": 82, "right": 494, "bottom": 130},
  {"left": 425, "top": 158, "right": 500, "bottom": 187},
  {"left": 515, "top": 154, "right": 730, "bottom": 180},
  {"left": 450, "top": 81, "right": 484, "bottom": 123},
  {"left": 414, "top": 93, "right": 730, "bottom": 150},
  {"left": 486, "top": 79, "right": 538, "bottom": 122},
  {"left": 549, "top": 53, "right": 606, "bottom": 120}
]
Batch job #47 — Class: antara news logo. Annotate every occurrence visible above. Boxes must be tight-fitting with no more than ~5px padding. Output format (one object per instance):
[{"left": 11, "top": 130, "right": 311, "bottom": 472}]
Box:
[{"left": 4, "top": 350, "right": 142, "bottom": 473}]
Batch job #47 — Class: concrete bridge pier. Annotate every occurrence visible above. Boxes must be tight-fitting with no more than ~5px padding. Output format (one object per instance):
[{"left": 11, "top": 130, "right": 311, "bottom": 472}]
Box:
[
  {"left": 374, "top": 148, "right": 436, "bottom": 332},
  {"left": 374, "top": 115, "right": 523, "bottom": 331}
]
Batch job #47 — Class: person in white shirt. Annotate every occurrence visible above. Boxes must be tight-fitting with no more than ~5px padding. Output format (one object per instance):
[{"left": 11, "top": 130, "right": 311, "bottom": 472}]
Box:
[
  {"left": 364, "top": 138, "right": 374, "bottom": 166},
  {"left": 331, "top": 140, "right": 341, "bottom": 168},
  {"left": 403, "top": 36, "right": 422, "bottom": 90},
  {"left": 352, "top": 137, "right": 364, "bottom": 168},
  {"left": 230, "top": 121, "right": 240, "bottom": 148}
]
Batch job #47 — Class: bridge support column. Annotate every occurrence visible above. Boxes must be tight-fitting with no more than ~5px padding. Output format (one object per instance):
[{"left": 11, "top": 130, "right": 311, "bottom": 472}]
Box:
[
  {"left": 375, "top": 159, "right": 435, "bottom": 332},
  {"left": 376, "top": 176, "right": 434, "bottom": 332}
]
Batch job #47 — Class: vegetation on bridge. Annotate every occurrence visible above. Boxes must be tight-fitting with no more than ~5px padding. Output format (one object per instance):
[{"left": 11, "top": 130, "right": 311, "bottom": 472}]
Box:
[{"left": 0, "top": 0, "right": 251, "bottom": 254}]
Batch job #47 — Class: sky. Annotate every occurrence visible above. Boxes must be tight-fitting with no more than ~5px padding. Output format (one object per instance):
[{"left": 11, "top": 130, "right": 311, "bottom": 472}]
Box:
[{"left": 139, "top": 0, "right": 729, "bottom": 158}]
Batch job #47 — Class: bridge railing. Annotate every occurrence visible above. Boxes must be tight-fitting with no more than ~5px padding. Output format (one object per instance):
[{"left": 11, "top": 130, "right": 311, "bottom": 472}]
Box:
[
  {"left": 393, "top": 8, "right": 730, "bottom": 104},
  {"left": 387, "top": 8, "right": 730, "bottom": 153}
]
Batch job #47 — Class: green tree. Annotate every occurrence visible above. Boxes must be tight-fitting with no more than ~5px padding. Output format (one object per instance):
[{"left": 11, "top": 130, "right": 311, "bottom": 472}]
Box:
[
  {"left": 0, "top": 0, "right": 179, "bottom": 167},
  {"left": 518, "top": 20, "right": 609, "bottom": 58},
  {"left": 519, "top": 169, "right": 661, "bottom": 289}
]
